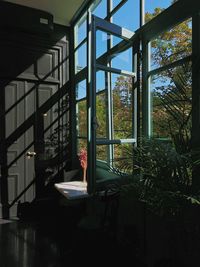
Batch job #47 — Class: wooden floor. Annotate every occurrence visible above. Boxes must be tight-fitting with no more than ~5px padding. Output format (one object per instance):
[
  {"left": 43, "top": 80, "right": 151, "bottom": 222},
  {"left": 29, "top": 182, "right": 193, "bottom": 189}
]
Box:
[{"left": 0, "top": 206, "right": 146, "bottom": 267}]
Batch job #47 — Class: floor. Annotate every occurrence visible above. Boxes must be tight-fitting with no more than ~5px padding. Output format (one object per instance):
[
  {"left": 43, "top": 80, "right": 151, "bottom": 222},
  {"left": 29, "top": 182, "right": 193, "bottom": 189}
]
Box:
[{"left": 0, "top": 203, "right": 146, "bottom": 267}]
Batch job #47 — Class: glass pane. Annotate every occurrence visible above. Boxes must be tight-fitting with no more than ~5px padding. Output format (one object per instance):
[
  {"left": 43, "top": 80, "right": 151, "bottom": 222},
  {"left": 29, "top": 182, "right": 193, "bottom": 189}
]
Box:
[
  {"left": 145, "top": 0, "right": 172, "bottom": 24},
  {"left": 76, "top": 79, "right": 86, "bottom": 100},
  {"left": 74, "top": 15, "right": 87, "bottom": 47},
  {"left": 96, "top": 71, "right": 107, "bottom": 138},
  {"left": 96, "top": 30, "right": 108, "bottom": 58},
  {"left": 113, "top": 143, "right": 134, "bottom": 173},
  {"left": 95, "top": 143, "right": 134, "bottom": 184},
  {"left": 151, "top": 62, "right": 192, "bottom": 140},
  {"left": 77, "top": 138, "right": 87, "bottom": 152},
  {"left": 96, "top": 70, "right": 106, "bottom": 93},
  {"left": 150, "top": 18, "right": 192, "bottom": 70},
  {"left": 76, "top": 99, "right": 87, "bottom": 137},
  {"left": 96, "top": 145, "right": 108, "bottom": 162},
  {"left": 91, "top": 0, "right": 107, "bottom": 19},
  {"left": 112, "top": 74, "right": 134, "bottom": 139},
  {"left": 96, "top": 30, "right": 124, "bottom": 60},
  {"left": 96, "top": 91, "right": 107, "bottom": 138},
  {"left": 112, "top": 0, "right": 139, "bottom": 32},
  {"left": 112, "top": 0, "right": 123, "bottom": 10},
  {"left": 111, "top": 47, "right": 133, "bottom": 72},
  {"left": 75, "top": 42, "right": 87, "bottom": 73},
  {"left": 112, "top": 35, "right": 123, "bottom": 47}
]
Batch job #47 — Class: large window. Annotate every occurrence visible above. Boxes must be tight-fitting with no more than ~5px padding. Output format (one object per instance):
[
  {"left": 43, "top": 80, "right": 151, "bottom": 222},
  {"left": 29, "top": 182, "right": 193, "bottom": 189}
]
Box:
[
  {"left": 149, "top": 18, "right": 192, "bottom": 141},
  {"left": 73, "top": 0, "right": 136, "bottom": 165},
  {"left": 151, "top": 63, "right": 192, "bottom": 139},
  {"left": 87, "top": 15, "right": 136, "bottom": 193},
  {"left": 72, "top": 0, "right": 196, "bottom": 194}
]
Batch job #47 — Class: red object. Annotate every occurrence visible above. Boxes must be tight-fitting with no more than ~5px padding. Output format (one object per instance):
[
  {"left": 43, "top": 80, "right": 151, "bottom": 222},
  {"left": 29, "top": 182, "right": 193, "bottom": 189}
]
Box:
[{"left": 79, "top": 149, "right": 87, "bottom": 169}]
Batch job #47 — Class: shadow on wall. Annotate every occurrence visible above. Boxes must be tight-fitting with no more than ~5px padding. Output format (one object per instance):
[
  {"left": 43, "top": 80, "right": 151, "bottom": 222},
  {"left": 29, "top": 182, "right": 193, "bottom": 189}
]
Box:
[{"left": 0, "top": 1, "right": 70, "bottom": 219}]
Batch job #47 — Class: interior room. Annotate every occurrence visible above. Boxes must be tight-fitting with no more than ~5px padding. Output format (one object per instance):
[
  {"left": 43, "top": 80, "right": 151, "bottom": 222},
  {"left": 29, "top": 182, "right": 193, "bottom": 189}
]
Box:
[{"left": 0, "top": 0, "right": 199, "bottom": 266}]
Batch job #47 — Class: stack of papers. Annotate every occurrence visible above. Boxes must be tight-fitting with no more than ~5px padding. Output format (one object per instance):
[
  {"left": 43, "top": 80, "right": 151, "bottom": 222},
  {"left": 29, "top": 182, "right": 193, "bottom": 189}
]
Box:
[{"left": 54, "top": 181, "right": 88, "bottom": 200}]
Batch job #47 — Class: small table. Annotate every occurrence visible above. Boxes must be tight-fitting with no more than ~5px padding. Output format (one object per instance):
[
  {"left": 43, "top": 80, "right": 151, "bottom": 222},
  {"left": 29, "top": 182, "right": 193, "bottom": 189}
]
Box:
[{"left": 54, "top": 181, "right": 89, "bottom": 200}]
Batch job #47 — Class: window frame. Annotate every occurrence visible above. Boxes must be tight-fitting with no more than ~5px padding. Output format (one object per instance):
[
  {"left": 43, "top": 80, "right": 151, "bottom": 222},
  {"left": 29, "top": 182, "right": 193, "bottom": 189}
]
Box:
[{"left": 71, "top": 0, "right": 200, "bottom": 192}]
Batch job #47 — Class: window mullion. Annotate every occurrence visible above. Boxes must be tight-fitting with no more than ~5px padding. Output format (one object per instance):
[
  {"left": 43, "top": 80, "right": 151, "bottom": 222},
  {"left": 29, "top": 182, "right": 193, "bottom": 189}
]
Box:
[{"left": 107, "top": 0, "right": 114, "bottom": 166}]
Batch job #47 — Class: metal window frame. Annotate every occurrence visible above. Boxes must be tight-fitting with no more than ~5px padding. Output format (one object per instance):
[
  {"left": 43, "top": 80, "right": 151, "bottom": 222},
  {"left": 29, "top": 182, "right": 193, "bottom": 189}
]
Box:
[
  {"left": 192, "top": 12, "right": 200, "bottom": 188},
  {"left": 106, "top": 0, "right": 128, "bottom": 20},
  {"left": 88, "top": 14, "right": 136, "bottom": 194},
  {"left": 141, "top": 1, "right": 198, "bottom": 138},
  {"left": 71, "top": 0, "right": 200, "bottom": 192}
]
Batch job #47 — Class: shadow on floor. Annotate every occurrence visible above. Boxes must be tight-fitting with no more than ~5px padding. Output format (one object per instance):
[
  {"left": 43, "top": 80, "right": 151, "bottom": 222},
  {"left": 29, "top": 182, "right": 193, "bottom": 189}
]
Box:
[{"left": 0, "top": 204, "right": 147, "bottom": 267}]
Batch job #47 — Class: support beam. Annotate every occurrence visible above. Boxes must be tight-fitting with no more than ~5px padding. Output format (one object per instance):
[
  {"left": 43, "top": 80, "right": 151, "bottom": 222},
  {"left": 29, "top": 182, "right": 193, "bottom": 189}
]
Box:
[
  {"left": 87, "top": 12, "right": 97, "bottom": 195},
  {"left": 0, "top": 83, "right": 9, "bottom": 218},
  {"left": 142, "top": 40, "right": 151, "bottom": 137},
  {"left": 192, "top": 12, "right": 200, "bottom": 189}
]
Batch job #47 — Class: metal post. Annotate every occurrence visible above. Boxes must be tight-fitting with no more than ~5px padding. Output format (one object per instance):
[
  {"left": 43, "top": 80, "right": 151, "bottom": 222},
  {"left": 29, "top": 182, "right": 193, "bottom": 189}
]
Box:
[
  {"left": 70, "top": 23, "right": 77, "bottom": 168},
  {"left": 192, "top": 12, "right": 200, "bottom": 189},
  {"left": 140, "top": 0, "right": 145, "bottom": 27},
  {"left": 0, "top": 83, "right": 9, "bottom": 218},
  {"left": 87, "top": 13, "right": 97, "bottom": 194}
]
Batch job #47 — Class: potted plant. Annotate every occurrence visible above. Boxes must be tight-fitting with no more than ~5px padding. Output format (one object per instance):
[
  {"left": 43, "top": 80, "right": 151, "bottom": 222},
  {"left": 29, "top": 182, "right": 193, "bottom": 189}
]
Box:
[{"left": 117, "top": 137, "right": 200, "bottom": 266}]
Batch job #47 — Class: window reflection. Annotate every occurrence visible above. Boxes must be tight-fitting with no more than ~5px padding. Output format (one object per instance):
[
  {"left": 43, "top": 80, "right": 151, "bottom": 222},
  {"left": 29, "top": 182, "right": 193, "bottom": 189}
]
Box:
[
  {"left": 76, "top": 80, "right": 86, "bottom": 101},
  {"left": 75, "top": 42, "right": 87, "bottom": 73},
  {"left": 91, "top": 0, "right": 107, "bottom": 18},
  {"left": 151, "top": 62, "right": 192, "bottom": 139},
  {"left": 74, "top": 15, "right": 87, "bottom": 47},
  {"left": 112, "top": 74, "right": 134, "bottom": 139},
  {"left": 96, "top": 91, "right": 107, "bottom": 138},
  {"left": 150, "top": 18, "right": 192, "bottom": 70},
  {"left": 111, "top": 48, "right": 133, "bottom": 72},
  {"left": 112, "top": 0, "right": 140, "bottom": 32},
  {"left": 76, "top": 100, "right": 87, "bottom": 138}
]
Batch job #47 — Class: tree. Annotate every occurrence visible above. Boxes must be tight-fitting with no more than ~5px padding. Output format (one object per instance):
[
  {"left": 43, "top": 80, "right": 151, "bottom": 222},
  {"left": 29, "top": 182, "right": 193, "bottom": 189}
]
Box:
[
  {"left": 109, "top": 3, "right": 192, "bottom": 169},
  {"left": 146, "top": 6, "right": 192, "bottom": 153},
  {"left": 113, "top": 76, "right": 133, "bottom": 140}
]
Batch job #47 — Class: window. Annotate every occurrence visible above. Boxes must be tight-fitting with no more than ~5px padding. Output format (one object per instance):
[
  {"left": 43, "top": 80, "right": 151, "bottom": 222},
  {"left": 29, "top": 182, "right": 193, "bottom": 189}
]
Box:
[
  {"left": 96, "top": 30, "right": 108, "bottom": 58},
  {"left": 111, "top": 73, "right": 134, "bottom": 139},
  {"left": 91, "top": 0, "right": 107, "bottom": 18},
  {"left": 74, "top": 14, "right": 87, "bottom": 47},
  {"left": 151, "top": 63, "right": 192, "bottom": 139},
  {"left": 111, "top": 48, "right": 133, "bottom": 72},
  {"left": 111, "top": 0, "right": 124, "bottom": 10},
  {"left": 76, "top": 80, "right": 87, "bottom": 152},
  {"left": 112, "top": 0, "right": 140, "bottom": 31},
  {"left": 72, "top": 0, "right": 196, "bottom": 193},
  {"left": 75, "top": 42, "right": 87, "bottom": 73},
  {"left": 148, "top": 18, "right": 192, "bottom": 140},
  {"left": 150, "top": 19, "right": 192, "bottom": 70}
]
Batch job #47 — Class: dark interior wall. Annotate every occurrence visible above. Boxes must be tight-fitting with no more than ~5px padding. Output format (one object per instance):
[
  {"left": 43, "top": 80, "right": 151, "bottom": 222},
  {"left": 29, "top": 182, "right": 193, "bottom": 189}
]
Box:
[
  {"left": 0, "top": 1, "right": 70, "bottom": 218},
  {"left": 0, "top": 1, "right": 54, "bottom": 34},
  {"left": 0, "top": 1, "right": 70, "bottom": 82}
]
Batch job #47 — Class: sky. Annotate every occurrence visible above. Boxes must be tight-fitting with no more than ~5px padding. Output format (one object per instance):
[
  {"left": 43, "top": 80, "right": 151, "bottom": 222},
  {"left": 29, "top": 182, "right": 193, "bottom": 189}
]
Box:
[{"left": 145, "top": 0, "right": 172, "bottom": 14}]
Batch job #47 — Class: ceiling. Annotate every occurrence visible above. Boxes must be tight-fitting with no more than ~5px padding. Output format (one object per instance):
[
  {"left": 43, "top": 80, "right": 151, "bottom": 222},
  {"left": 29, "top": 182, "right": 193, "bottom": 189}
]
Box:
[{"left": 4, "top": 0, "right": 87, "bottom": 25}]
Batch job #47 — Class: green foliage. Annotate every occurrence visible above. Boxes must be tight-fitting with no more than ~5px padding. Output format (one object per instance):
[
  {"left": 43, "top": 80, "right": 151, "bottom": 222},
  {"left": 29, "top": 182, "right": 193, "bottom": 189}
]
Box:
[
  {"left": 145, "top": 6, "right": 192, "bottom": 141},
  {"left": 120, "top": 138, "right": 191, "bottom": 188},
  {"left": 119, "top": 137, "right": 200, "bottom": 217},
  {"left": 118, "top": 4, "right": 197, "bottom": 218},
  {"left": 113, "top": 76, "right": 133, "bottom": 140}
]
